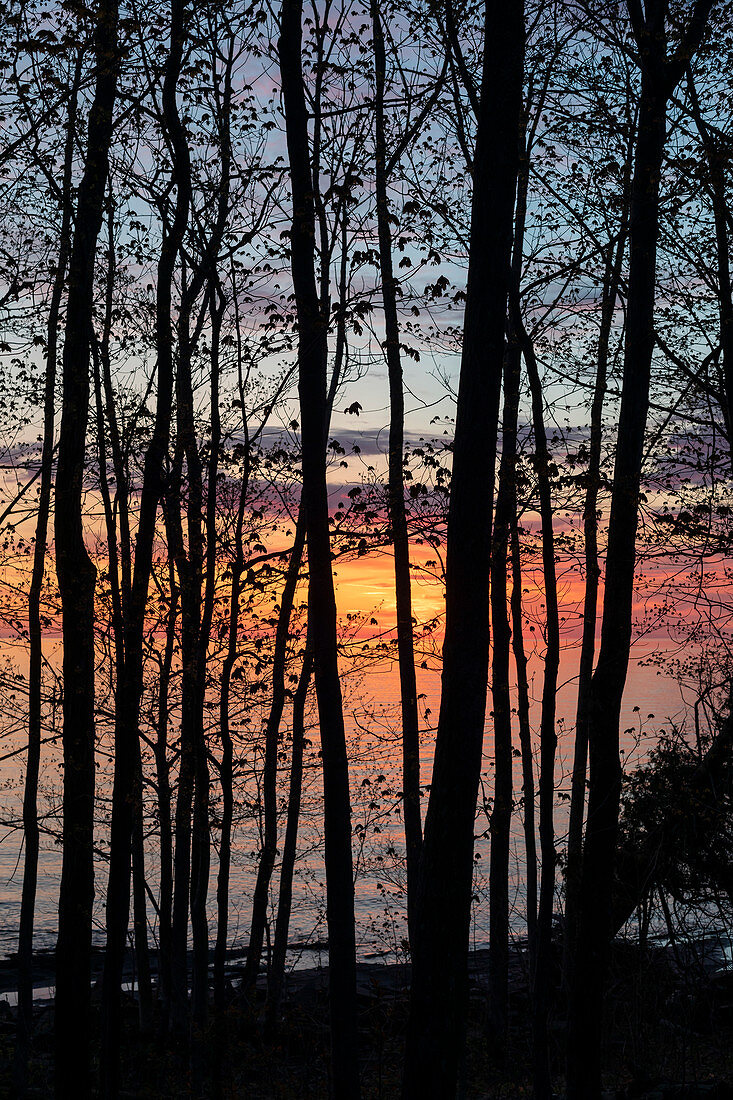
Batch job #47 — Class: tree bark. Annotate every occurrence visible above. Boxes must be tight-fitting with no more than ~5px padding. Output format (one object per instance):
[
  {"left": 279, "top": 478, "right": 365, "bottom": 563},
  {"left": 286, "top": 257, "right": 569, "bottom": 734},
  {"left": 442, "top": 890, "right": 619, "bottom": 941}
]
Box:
[
  {"left": 53, "top": 4, "right": 119, "bottom": 1095},
  {"left": 94, "top": 203, "right": 154, "bottom": 1047},
  {"left": 101, "top": 0, "right": 189, "bottom": 1086},
  {"left": 402, "top": 3, "right": 524, "bottom": 1095},
  {"left": 101, "top": 208, "right": 153, "bottom": 1037},
  {"left": 686, "top": 68, "right": 733, "bottom": 451},
  {"left": 15, "top": 56, "right": 80, "bottom": 1097},
  {"left": 567, "top": 4, "right": 714, "bottom": 1093},
  {"left": 242, "top": 508, "right": 306, "bottom": 989},
  {"left": 279, "top": 0, "right": 361, "bottom": 1090},
  {"left": 167, "top": 47, "right": 231, "bottom": 1046},
  {"left": 563, "top": 219, "right": 627, "bottom": 986},
  {"left": 243, "top": 187, "right": 348, "bottom": 993},
  {"left": 244, "top": 289, "right": 346, "bottom": 997},
  {"left": 511, "top": 489, "right": 538, "bottom": 969},
  {"left": 371, "top": 0, "right": 422, "bottom": 947},
  {"left": 190, "top": 285, "right": 226, "bottom": 1039},
  {"left": 487, "top": 345, "right": 518, "bottom": 1056},
  {"left": 131, "top": 793, "right": 154, "bottom": 1034},
  {"left": 568, "top": 73, "right": 666, "bottom": 1100},
  {"left": 168, "top": 322, "right": 206, "bottom": 1041},
  {"left": 266, "top": 640, "right": 313, "bottom": 1035},
  {"left": 156, "top": 550, "right": 179, "bottom": 1028},
  {"left": 215, "top": 349, "right": 251, "bottom": 1010},
  {"left": 514, "top": 306, "right": 560, "bottom": 1100},
  {"left": 487, "top": 108, "right": 530, "bottom": 1052}
]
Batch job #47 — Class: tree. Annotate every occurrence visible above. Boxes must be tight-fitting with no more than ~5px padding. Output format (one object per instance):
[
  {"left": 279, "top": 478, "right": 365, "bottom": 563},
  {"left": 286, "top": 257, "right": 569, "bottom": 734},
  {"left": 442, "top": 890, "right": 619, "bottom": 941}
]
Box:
[
  {"left": 15, "top": 48, "right": 81, "bottom": 1096},
  {"left": 567, "top": 3, "right": 716, "bottom": 1095},
  {"left": 402, "top": 2, "right": 524, "bottom": 1095},
  {"left": 53, "top": 0, "right": 120, "bottom": 1094},
  {"left": 101, "top": 0, "right": 189, "bottom": 1084},
  {"left": 370, "top": 0, "right": 423, "bottom": 945},
  {"left": 279, "top": 0, "right": 361, "bottom": 1090},
  {"left": 266, "top": 636, "right": 313, "bottom": 1032}
]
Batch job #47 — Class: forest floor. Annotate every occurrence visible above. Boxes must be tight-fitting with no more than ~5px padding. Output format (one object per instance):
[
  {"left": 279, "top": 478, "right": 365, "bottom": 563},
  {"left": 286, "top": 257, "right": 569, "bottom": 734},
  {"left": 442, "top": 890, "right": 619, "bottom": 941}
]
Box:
[{"left": 2, "top": 940, "right": 733, "bottom": 1097}]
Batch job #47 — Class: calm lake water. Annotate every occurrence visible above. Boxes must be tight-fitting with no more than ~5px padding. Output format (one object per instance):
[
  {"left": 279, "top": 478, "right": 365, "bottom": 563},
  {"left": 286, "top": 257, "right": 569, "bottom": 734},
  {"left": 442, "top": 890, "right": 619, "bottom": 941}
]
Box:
[{"left": 0, "top": 631, "right": 689, "bottom": 973}]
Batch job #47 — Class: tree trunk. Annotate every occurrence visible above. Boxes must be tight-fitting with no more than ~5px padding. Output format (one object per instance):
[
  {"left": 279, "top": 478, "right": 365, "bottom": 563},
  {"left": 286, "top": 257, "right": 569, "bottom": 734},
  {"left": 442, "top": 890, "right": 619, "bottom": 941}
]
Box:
[
  {"left": 510, "top": 489, "right": 538, "bottom": 969},
  {"left": 243, "top": 187, "right": 348, "bottom": 993},
  {"left": 402, "top": 4, "right": 524, "bottom": 1095},
  {"left": 169, "top": 552, "right": 196, "bottom": 1034},
  {"left": 242, "top": 508, "right": 306, "bottom": 989},
  {"left": 214, "top": 665, "right": 234, "bottom": 1011},
  {"left": 53, "top": 4, "right": 119, "bottom": 1095},
  {"left": 132, "top": 797, "right": 154, "bottom": 1034},
  {"left": 190, "top": 286, "right": 226, "bottom": 1038},
  {"left": 188, "top": 67, "right": 234, "bottom": 1045},
  {"left": 515, "top": 308, "right": 560, "bottom": 1100},
  {"left": 94, "top": 200, "right": 155, "bottom": 1049},
  {"left": 168, "top": 50, "right": 231, "bottom": 1048},
  {"left": 168, "top": 328, "right": 205, "bottom": 1040},
  {"left": 568, "top": 74, "right": 663, "bottom": 1100},
  {"left": 101, "top": 0, "right": 189, "bottom": 1087},
  {"left": 266, "top": 640, "right": 313, "bottom": 1035},
  {"left": 156, "top": 552, "right": 179, "bottom": 1028},
  {"left": 686, "top": 69, "right": 733, "bottom": 452},
  {"left": 101, "top": 208, "right": 154, "bottom": 1038},
  {"left": 244, "top": 290, "right": 347, "bottom": 997},
  {"left": 563, "top": 221, "right": 627, "bottom": 987},
  {"left": 487, "top": 109, "right": 530, "bottom": 1052},
  {"left": 567, "top": 3, "right": 715, "bottom": 1090},
  {"left": 371, "top": 0, "right": 422, "bottom": 947},
  {"left": 215, "top": 390, "right": 250, "bottom": 1009},
  {"left": 15, "top": 56, "right": 80, "bottom": 1097},
  {"left": 487, "top": 343, "right": 519, "bottom": 1055},
  {"left": 279, "top": 1, "right": 361, "bottom": 1090}
]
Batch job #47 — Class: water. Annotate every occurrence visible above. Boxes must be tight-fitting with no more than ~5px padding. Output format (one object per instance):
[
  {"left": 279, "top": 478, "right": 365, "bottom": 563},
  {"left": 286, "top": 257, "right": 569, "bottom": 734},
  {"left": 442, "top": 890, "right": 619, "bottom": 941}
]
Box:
[{"left": 0, "top": 635, "right": 687, "bottom": 971}]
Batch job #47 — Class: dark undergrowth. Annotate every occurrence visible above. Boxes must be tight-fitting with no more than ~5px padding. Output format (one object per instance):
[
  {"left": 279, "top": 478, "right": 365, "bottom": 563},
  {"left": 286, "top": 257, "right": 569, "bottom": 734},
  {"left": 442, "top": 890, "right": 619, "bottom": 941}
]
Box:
[{"left": 3, "top": 941, "right": 733, "bottom": 1097}]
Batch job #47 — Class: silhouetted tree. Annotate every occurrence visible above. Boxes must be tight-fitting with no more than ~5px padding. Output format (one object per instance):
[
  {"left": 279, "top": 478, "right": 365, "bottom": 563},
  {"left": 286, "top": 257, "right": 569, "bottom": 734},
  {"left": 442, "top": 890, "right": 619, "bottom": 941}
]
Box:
[
  {"left": 568, "top": 3, "right": 716, "bottom": 1095},
  {"left": 279, "top": 0, "right": 361, "bottom": 1090},
  {"left": 15, "top": 50, "right": 81, "bottom": 1096},
  {"left": 402, "top": 2, "right": 524, "bottom": 1095}
]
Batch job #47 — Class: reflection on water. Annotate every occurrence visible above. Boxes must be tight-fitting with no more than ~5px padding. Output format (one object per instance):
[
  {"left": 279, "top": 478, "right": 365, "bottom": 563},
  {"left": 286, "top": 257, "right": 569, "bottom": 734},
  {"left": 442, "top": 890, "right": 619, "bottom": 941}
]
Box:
[{"left": 0, "top": 639, "right": 688, "bottom": 966}]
